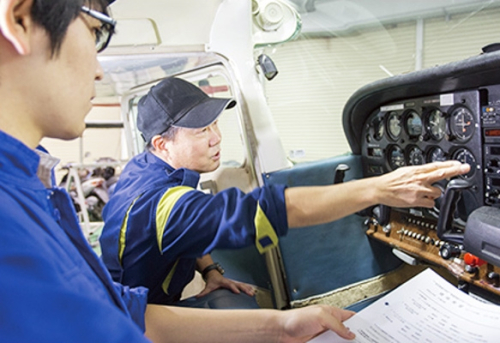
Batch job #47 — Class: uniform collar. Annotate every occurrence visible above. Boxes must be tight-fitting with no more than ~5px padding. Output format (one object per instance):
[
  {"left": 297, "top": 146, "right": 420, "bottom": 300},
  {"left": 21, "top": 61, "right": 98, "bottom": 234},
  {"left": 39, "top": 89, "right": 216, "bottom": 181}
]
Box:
[
  {"left": 35, "top": 149, "right": 60, "bottom": 188},
  {"left": 0, "top": 131, "right": 40, "bottom": 179},
  {"left": 144, "top": 151, "right": 200, "bottom": 187},
  {"left": 0, "top": 131, "right": 59, "bottom": 188}
]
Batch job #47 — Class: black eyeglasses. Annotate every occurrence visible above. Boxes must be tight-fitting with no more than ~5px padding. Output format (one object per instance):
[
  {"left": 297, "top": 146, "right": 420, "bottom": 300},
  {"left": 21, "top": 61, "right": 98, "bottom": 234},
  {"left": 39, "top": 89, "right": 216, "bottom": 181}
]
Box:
[{"left": 81, "top": 6, "right": 116, "bottom": 53}]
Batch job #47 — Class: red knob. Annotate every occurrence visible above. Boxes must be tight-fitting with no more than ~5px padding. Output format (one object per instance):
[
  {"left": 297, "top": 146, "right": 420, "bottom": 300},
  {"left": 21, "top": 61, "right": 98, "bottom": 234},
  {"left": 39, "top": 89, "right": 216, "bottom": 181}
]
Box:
[{"left": 463, "top": 253, "right": 486, "bottom": 267}]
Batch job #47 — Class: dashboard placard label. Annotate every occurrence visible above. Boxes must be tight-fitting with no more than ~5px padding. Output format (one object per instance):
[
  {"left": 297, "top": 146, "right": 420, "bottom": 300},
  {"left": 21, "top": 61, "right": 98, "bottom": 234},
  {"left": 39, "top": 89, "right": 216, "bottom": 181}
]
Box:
[
  {"left": 440, "top": 93, "right": 454, "bottom": 106},
  {"left": 381, "top": 104, "right": 404, "bottom": 111}
]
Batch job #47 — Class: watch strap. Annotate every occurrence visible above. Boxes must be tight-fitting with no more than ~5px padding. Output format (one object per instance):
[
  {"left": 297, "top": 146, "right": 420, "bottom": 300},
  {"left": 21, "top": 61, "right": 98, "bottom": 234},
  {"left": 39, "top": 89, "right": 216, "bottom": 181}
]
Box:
[{"left": 201, "top": 262, "right": 224, "bottom": 279}]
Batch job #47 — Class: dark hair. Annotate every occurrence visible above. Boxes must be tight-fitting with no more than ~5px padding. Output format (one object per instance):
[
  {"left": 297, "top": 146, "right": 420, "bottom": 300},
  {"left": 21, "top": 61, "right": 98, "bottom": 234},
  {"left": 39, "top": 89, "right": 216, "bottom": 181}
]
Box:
[
  {"left": 30, "top": 0, "right": 111, "bottom": 56},
  {"left": 146, "top": 126, "right": 181, "bottom": 152}
]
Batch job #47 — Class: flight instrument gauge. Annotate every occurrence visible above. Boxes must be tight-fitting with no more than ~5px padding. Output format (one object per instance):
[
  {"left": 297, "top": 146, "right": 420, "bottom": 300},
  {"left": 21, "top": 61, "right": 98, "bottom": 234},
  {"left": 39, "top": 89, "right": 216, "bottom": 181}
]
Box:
[
  {"left": 427, "top": 146, "right": 447, "bottom": 163},
  {"left": 370, "top": 114, "right": 385, "bottom": 141},
  {"left": 388, "top": 145, "right": 405, "bottom": 170},
  {"left": 426, "top": 108, "right": 446, "bottom": 141},
  {"left": 404, "top": 110, "right": 423, "bottom": 139},
  {"left": 407, "top": 145, "right": 424, "bottom": 165},
  {"left": 452, "top": 148, "right": 476, "bottom": 179},
  {"left": 386, "top": 111, "right": 401, "bottom": 140},
  {"left": 449, "top": 105, "right": 475, "bottom": 142}
]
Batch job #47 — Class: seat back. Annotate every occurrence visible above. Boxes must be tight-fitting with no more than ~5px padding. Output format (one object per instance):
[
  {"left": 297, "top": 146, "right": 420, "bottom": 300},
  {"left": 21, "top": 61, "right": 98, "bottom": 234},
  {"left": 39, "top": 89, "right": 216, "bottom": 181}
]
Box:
[{"left": 264, "top": 154, "right": 402, "bottom": 303}]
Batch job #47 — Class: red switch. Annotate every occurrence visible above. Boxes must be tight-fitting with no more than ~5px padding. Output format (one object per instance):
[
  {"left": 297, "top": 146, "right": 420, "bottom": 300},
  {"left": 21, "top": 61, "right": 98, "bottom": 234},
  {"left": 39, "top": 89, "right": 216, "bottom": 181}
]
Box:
[{"left": 463, "top": 253, "right": 486, "bottom": 267}]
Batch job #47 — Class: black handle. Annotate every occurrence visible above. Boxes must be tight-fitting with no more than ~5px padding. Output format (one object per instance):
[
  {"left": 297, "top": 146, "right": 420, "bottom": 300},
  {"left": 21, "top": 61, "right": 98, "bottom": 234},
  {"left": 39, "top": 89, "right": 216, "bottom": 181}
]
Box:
[
  {"left": 436, "top": 178, "right": 473, "bottom": 244},
  {"left": 334, "top": 164, "right": 350, "bottom": 184}
]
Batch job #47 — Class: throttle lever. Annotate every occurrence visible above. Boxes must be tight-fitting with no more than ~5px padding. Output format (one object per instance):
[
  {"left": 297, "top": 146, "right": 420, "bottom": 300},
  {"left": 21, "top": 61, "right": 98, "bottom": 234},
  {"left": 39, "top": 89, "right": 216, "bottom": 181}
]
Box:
[{"left": 436, "top": 178, "right": 474, "bottom": 244}]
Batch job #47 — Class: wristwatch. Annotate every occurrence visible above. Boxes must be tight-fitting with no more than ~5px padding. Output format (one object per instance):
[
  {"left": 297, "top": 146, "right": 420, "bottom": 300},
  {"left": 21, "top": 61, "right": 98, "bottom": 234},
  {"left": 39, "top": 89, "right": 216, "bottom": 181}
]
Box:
[{"left": 201, "top": 262, "right": 224, "bottom": 280}]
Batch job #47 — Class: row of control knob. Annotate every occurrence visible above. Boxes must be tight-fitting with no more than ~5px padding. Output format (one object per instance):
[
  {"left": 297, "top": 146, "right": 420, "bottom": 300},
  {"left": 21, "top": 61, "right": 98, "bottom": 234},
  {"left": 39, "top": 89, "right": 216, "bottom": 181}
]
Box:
[
  {"left": 398, "top": 228, "right": 444, "bottom": 247},
  {"left": 405, "top": 217, "right": 437, "bottom": 230}
]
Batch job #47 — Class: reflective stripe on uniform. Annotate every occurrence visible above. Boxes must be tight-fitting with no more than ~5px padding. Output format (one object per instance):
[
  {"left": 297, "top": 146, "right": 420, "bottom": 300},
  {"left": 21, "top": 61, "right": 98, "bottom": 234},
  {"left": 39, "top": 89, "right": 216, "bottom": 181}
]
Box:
[
  {"left": 118, "top": 196, "right": 141, "bottom": 264},
  {"left": 162, "top": 259, "right": 180, "bottom": 295},
  {"left": 156, "top": 186, "right": 194, "bottom": 252},
  {"left": 254, "top": 201, "right": 279, "bottom": 254}
]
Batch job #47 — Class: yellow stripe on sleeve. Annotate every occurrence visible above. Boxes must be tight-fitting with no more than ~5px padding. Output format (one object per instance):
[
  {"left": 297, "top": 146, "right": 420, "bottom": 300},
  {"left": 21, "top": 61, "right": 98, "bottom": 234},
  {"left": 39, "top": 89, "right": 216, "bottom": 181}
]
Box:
[
  {"left": 156, "top": 186, "right": 194, "bottom": 252},
  {"left": 118, "top": 196, "right": 141, "bottom": 264},
  {"left": 254, "top": 201, "right": 279, "bottom": 254}
]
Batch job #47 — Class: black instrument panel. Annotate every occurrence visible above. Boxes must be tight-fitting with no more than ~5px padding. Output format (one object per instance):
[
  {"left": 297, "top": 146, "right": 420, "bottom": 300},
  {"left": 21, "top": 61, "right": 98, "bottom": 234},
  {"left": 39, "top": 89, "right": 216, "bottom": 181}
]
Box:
[
  {"left": 362, "top": 90, "right": 484, "bottom": 224},
  {"left": 342, "top": 51, "right": 500, "bottom": 300}
]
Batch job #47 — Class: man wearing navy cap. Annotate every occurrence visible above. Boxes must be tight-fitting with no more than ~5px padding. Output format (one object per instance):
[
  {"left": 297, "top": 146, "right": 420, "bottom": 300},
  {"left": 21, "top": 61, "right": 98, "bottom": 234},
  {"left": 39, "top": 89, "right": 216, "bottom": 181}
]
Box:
[
  {"left": 100, "top": 76, "right": 471, "bottom": 310},
  {"left": 101, "top": 77, "right": 263, "bottom": 307}
]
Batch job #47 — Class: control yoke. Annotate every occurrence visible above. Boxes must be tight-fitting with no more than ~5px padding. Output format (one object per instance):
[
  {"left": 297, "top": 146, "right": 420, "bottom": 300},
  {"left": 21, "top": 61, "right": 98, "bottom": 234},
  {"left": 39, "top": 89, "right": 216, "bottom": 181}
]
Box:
[{"left": 436, "top": 178, "right": 474, "bottom": 244}]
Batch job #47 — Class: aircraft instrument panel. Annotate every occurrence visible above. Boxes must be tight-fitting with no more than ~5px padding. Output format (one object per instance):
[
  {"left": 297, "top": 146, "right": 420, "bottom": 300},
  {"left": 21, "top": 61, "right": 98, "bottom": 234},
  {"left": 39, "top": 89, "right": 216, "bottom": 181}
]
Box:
[
  {"left": 362, "top": 90, "right": 485, "bottom": 225},
  {"left": 343, "top": 50, "right": 500, "bottom": 302}
]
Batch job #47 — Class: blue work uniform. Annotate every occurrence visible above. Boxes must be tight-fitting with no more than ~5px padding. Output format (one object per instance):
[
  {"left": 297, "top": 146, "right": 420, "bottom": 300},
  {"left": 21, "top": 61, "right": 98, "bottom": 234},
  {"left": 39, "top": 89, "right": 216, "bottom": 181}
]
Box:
[
  {"left": 100, "top": 151, "right": 288, "bottom": 305},
  {"left": 0, "top": 131, "right": 149, "bottom": 343}
]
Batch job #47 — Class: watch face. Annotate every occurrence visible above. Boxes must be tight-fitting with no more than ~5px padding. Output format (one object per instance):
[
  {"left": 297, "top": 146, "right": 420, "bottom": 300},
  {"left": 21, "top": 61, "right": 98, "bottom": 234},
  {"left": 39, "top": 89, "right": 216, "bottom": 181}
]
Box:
[{"left": 216, "top": 263, "right": 224, "bottom": 275}]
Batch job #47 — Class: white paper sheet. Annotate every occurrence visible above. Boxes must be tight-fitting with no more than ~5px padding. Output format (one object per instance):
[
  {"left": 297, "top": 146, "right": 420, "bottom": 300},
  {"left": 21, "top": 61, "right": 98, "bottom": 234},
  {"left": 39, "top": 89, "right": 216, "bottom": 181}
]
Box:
[{"left": 308, "top": 268, "right": 500, "bottom": 343}]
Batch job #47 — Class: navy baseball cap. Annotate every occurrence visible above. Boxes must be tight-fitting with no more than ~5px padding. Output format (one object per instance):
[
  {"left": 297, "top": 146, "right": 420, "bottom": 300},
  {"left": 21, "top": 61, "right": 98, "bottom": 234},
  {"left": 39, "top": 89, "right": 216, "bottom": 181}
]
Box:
[{"left": 137, "top": 77, "right": 236, "bottom": 143}]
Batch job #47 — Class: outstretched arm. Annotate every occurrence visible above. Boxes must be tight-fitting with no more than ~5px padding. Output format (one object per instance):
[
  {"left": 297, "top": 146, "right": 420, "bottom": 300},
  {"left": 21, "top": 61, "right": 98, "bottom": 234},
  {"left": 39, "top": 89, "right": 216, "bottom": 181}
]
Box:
[
  {"left": 145, "top": 304, "right": 356, "bottom": 343},
  {"left": 285, "top": 161, "right": 470, "bottom": 228}
]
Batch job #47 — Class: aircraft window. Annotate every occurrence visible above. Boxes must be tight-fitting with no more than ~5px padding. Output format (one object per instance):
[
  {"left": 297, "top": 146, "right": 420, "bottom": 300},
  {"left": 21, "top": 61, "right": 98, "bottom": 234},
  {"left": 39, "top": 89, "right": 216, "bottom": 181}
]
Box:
[{"left": 127, "top": 96, "right": 145, "bottom": 155}]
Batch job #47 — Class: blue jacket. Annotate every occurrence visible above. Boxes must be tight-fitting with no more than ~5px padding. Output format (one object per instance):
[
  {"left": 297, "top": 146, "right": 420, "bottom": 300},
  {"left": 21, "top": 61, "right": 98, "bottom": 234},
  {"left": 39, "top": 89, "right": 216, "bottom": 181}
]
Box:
[
  {"left": 100, "top": 151, "right": 288, "bottom": 304},
  {"left": 0, "top": 131, "right": 150, "bottom": 343}
]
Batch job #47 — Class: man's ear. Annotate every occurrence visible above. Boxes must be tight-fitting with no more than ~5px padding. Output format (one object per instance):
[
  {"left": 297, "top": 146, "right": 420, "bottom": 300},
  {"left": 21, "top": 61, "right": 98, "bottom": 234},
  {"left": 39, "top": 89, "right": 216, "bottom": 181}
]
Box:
[
  {"left": 151, "top": 135, "right": 167, "bottom": 153},
  {"left": 0, "top": 0, "right": 35, "bottom": 55}
]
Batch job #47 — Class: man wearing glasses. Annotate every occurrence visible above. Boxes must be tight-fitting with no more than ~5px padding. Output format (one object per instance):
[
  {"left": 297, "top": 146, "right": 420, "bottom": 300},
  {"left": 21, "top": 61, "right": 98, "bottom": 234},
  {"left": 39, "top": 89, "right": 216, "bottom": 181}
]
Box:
[{"left": 0, "top": 0, "right": 358, "bottom": 342}]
